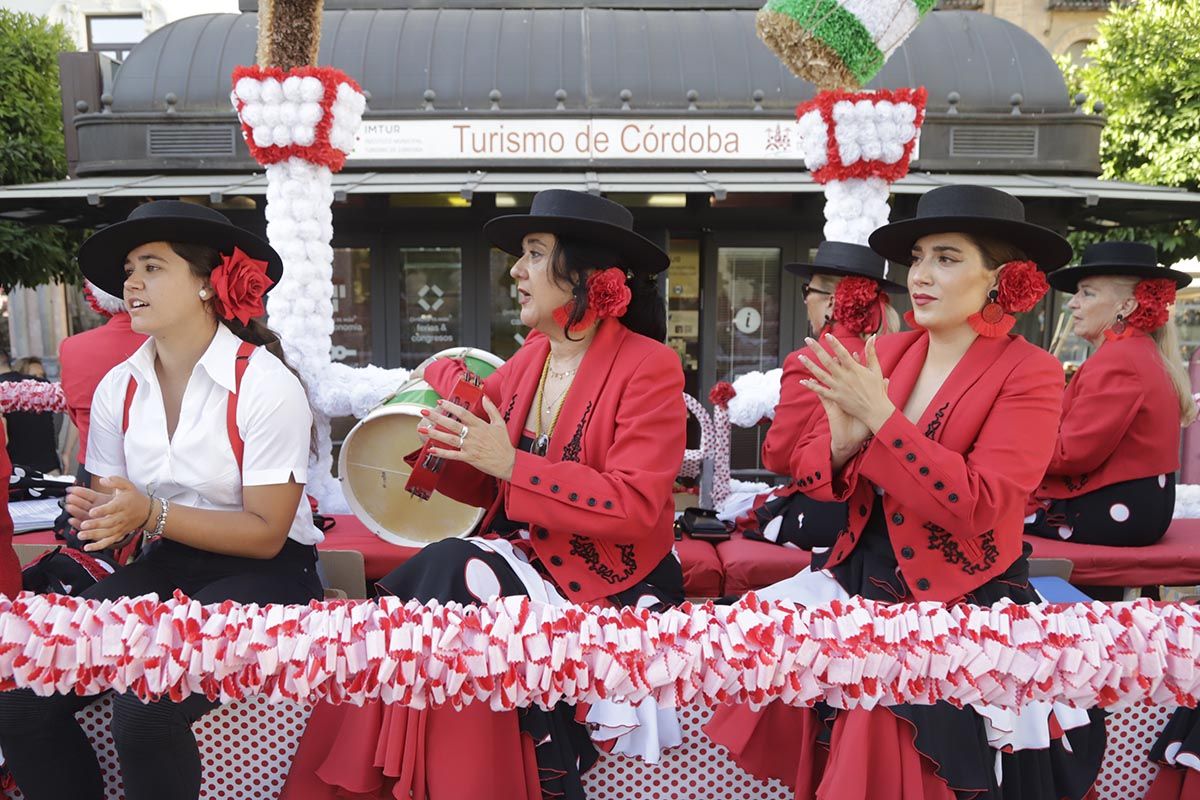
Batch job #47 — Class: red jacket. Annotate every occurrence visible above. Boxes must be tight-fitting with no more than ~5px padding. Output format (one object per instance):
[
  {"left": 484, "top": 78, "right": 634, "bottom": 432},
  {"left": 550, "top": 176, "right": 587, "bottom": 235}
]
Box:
[
  {"left": 58, "top": 313, "right": 147, "bottom": 464},
  {"left": 1036, "top": 329, "right": 1181, "bottom": 501},
  {"left": 762, "top": 324, "right": 867, "bottom": 478},
  {"left": 0, "top": 426, "right": 23, "bottom": 597},
  {"left": 794, "top": 331, "right": 1063, "bottom": 603},
  {"left": 423, "top": 318, "right": 686, "bottom": 603}
]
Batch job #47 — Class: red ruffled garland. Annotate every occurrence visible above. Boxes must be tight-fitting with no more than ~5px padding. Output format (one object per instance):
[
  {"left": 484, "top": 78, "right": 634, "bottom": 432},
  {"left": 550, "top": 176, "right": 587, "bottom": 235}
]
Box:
[
  {"left": 1, "top": 591, "right": 1199, "bottom": 711},
  {"left": 795, "top": 87, "right": 928, "bottom": 184},
  {"left": 0, "top": 380, "right": 67, "bottom": 414},
  {"left": 231, "top": 65, "right": 364, "bottom": 172}
]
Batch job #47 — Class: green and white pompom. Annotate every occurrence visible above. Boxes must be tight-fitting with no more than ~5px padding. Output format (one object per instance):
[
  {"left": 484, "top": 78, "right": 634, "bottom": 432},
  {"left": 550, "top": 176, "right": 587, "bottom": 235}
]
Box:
[{"left": 757, "top": 0, "right": 936, "bottom": 90}]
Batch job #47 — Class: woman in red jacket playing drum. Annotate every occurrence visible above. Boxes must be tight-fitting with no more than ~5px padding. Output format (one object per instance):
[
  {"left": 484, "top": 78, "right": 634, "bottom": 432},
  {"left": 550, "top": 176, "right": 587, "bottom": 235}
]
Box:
[
  {"left": 282, "top": 190, "right": 687, "bottom": 800},
  {"left": 1025, "top": 241, "right": 1195, "bottom": 547},
  {"left": 705, "top": 184, "right": 1106, "bottom": 800}
]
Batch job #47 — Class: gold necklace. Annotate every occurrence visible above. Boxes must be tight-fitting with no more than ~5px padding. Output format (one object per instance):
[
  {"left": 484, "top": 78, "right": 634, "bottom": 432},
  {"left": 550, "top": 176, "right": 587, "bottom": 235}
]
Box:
[{"left": 533, "top": 355, "right": 571, "bottom": 456}]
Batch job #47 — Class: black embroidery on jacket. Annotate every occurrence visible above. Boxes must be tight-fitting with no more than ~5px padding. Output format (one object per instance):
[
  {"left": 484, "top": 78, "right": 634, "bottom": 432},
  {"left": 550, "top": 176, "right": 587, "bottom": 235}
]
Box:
[
  {"left": 1065, "top": 473, "right": 1091, "bottom": 493},
  {"left": 569, "top": 534, "right": 637, "bottom": 585},
  {"left": 923, "top": 523, "right": 999, "bottom": 575},
  {"left": 924, "top": 403, "right": 950, "bottom": 440},
  {"left": 502, "top": 395, "right": 517, "bottom": 423},
  {"left": 561, "top": 401, "right": 593, "bottom": 463}
]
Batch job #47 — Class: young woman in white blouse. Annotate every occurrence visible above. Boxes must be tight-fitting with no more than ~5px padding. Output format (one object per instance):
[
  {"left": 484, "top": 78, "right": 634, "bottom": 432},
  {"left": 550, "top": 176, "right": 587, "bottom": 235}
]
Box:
[{"left": 0, "top": 201, "right": 323, "bottom": 800}]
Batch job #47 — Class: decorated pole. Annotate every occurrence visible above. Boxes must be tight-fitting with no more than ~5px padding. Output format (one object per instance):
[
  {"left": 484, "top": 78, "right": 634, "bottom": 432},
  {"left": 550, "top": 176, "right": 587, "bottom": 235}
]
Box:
[
  {"left": 756, "top": 0, "right": 932, "bottom": 246},
  {"left": 231, "top": 0, "right": 408, "bottom": 511}
]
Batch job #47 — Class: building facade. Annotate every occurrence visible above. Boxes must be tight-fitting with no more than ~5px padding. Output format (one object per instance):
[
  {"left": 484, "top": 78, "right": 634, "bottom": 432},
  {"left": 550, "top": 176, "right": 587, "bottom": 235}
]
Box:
[
  {"left": 942, "top": 0, "right": 1118, "bottom": 59},
  {"left": 2, "top": 0, "right": 1195, "bottom": 473}
]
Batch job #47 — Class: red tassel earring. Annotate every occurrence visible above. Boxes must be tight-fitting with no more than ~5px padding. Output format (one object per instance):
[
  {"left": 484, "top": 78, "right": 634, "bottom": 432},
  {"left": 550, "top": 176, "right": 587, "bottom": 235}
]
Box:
[
  {"left": 552, "top": 301, "right": 598, "bottom": 333},
  {"left": 1104, "top": 313, "right": 1129, "bottom": 342},
  {"left": 967, "top": 289, "right": 1016, "bottom": 337}
]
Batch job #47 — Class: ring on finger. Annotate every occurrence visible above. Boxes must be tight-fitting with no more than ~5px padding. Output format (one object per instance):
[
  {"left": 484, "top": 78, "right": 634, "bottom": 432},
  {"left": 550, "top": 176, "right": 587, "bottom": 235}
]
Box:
[{"left": 458, "top": 426, "right": 469, "bottom": 447}]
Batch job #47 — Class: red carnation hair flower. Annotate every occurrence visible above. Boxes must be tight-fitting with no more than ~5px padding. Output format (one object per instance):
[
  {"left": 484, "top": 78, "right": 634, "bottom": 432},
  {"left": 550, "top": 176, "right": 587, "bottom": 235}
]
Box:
[
  {"left": 833, "top": 277, "right": 887, "bottom": 335},
  {"left": 996, "top": 261, "right": 1048, "bottom": 313},
  {"left": 1127, "top": 278, "right": 1176, "bottom": 332},
  {"left": 588, "top": 267, "right": 632, "bottom": 319}
]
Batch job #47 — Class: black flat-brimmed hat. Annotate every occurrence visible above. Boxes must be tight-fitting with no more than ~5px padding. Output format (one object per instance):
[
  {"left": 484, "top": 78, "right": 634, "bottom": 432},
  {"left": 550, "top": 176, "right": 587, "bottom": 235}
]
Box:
[
  {"left": 868, "top": 185, "right": 1072, "bottom": 271},
  {"left": 785, "top": 241, "right": 906, "bottom": 293},
  {"left": 78, "top": 200, "right": 284, "bottom": 297},
  {"left": 1048, "top": 241, "right": 1192, "bottom": 293},
  {"left": 484, "top": 190, "right": 669, "bottom": 274}
]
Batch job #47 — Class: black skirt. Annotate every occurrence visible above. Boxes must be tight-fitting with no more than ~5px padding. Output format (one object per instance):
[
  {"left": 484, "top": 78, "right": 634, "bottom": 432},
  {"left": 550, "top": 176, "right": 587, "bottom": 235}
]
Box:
[{"left": 1026, "top": 473, "right": 1175, "bottom": 547}]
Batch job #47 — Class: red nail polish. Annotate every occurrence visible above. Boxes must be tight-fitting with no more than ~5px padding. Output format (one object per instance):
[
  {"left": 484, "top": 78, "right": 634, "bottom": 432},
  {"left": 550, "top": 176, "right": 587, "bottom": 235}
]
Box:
[{"left": 420, "top": 409, "right": 430, "bottom": 416}]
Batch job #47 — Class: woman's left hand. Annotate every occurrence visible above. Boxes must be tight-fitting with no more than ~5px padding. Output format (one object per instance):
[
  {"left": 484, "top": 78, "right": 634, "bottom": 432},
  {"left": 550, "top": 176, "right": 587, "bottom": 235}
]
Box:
[
  {"left": 420, "top": 396, "right": 516, "bottom": 482},
  {"left": 76, "top": 476, "right": 152, "bottom": 552},
  {"left": 800, "top": 334, "right": 896, "bottom": 433}
]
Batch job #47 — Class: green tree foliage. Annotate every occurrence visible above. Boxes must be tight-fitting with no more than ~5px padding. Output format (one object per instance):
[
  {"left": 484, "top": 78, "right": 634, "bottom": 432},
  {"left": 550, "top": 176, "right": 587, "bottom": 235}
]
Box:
[
  {"left": 0, "top": 10, "right": 79, "bottom": 289},
  {"left": 1069, "top": 0, "right": 1200, "bottom": 260}
]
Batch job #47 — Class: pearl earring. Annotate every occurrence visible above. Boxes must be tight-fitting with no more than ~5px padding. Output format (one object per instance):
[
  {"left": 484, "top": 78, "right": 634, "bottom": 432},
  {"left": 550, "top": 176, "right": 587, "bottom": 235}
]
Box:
[{"left": 199, "top": 289, "right": 208, "bottom": 299}]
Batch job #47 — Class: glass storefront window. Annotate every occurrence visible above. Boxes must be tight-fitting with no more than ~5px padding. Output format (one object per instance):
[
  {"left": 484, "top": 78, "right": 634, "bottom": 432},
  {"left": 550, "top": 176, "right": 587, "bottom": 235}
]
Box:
[
  {"left": 397, "top": 246, "right": 462, "bottom": 364},
  {"left": 715, "top": 247, "right": 781, "bottom": 381},
  {"left": 715, "top": 246, "right": 781, "bottom": 475},
  {"left": 331, "top": 247, "right": 372, "bottom": 366},
  {"left": 489, "top": 248, "right": 525, "bottom": 360},
  {"left": 666, "top": 239, "right": 702, "bottom": 397}
]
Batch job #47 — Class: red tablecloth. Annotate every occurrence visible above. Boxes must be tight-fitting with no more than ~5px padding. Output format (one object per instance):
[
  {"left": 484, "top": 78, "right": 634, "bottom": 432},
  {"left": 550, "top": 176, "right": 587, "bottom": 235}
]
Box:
[
  {"left": 320, "top": 515, "right": 725, "bottom": 597},
  {"left": 14, "top": 515, "right": 726, "bottom": 598},
  {"left": 715, "top": 519, "right": 1200, "bottom": 595},
  {"left": 1026, "top": 518, "right": 1200, "bottom": 587},
  {"left": 716, "top": 534, "right": 812, "bottom": 596},
  {"left": 22, "top": 517, "right": 1197, "bottom": 595}
]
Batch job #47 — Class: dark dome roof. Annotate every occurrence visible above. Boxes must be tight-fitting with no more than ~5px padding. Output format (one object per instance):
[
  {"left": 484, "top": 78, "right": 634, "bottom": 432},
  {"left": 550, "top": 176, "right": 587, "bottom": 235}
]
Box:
[{"left": 110, "top": 9, "right": 1070, "bottom": 115}]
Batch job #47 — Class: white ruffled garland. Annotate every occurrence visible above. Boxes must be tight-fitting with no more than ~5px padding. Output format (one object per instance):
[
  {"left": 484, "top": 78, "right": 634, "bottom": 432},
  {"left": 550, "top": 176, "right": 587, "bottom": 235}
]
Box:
[
  {"left": 2, "top": 591, "right": 1200, "bottom": 712},
  {"left": 232, "top": 72, "right": 411, "bottom": 513},
  {"left": 84, "top": 280, "right": 126, "bottom": 316},
  {"left": 0, "top": 380, "right": 67, "bottom": 414}
]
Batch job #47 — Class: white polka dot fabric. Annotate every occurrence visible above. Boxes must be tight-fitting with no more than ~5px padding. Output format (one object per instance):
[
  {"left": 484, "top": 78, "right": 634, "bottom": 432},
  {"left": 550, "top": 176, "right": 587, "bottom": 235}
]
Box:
[{"left": 0, "top": 698, "right": 1172, "bottom": 799}]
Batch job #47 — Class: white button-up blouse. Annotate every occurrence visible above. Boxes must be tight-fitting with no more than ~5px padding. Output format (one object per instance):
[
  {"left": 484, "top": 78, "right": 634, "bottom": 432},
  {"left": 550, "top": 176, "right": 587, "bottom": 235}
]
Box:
[{"left": 86, "top": 323, "right": 322, "bottom": 546}]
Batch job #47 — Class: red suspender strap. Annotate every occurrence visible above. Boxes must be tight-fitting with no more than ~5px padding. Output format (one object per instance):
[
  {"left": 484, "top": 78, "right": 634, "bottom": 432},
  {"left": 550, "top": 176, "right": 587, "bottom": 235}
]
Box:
[
  {"left": 122, "top": 375, "right": 138, "bottom": 434},
  {"left": 228, "top": 341, "right": 256, "bottom": 473}
]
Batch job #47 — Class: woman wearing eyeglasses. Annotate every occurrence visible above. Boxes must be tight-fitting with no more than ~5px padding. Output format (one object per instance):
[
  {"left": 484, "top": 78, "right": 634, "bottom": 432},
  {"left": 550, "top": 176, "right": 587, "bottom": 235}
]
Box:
[{"left": 739, "top": 242, "right": 903, "bottom": 555}]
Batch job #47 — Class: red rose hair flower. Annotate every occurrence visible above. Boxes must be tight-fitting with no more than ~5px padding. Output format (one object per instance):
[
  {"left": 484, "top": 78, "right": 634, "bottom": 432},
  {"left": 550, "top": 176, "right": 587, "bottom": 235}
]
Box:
[
  {"left": 995, "top": 261, "right": 1048, "bottom": 313},
  {"left": 833, "top": 277, "right": 887, "bottom": 335},
  {"left": 1127, "top": 278, "right": 1176, "bottom": 332},
  {"left": 210, "top": 247, "right": 274, "bottom": 325},
  {"left": 709, "top": 381, "right": 736, "bottom": 408},
  {"left": 587, "top": 267, "right": 632, "bottom": 319}
]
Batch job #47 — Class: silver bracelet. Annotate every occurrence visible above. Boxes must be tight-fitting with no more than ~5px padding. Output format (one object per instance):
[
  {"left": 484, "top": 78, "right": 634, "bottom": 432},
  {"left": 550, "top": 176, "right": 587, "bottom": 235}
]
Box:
[{"left": 143, "top": 497, "right": 170, "bottom": 543}]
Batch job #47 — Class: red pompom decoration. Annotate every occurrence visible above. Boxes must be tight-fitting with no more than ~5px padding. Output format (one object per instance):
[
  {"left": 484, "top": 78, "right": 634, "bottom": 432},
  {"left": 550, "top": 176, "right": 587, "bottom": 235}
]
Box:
[
  {"left": 995, "top": 261, "right": 1048, "bottom": 313},
  {"left": 709, "top": 381, "right": 737, "bottom": 408},
  {"left": 1127, "top": 278, "right": 1176, "bottom": 332},
  {"left": 210, "top": 247, "right": 275, "bottom": 326},
  {"left": 833, "top": 277, "right": 887, "bottom": 335}
]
